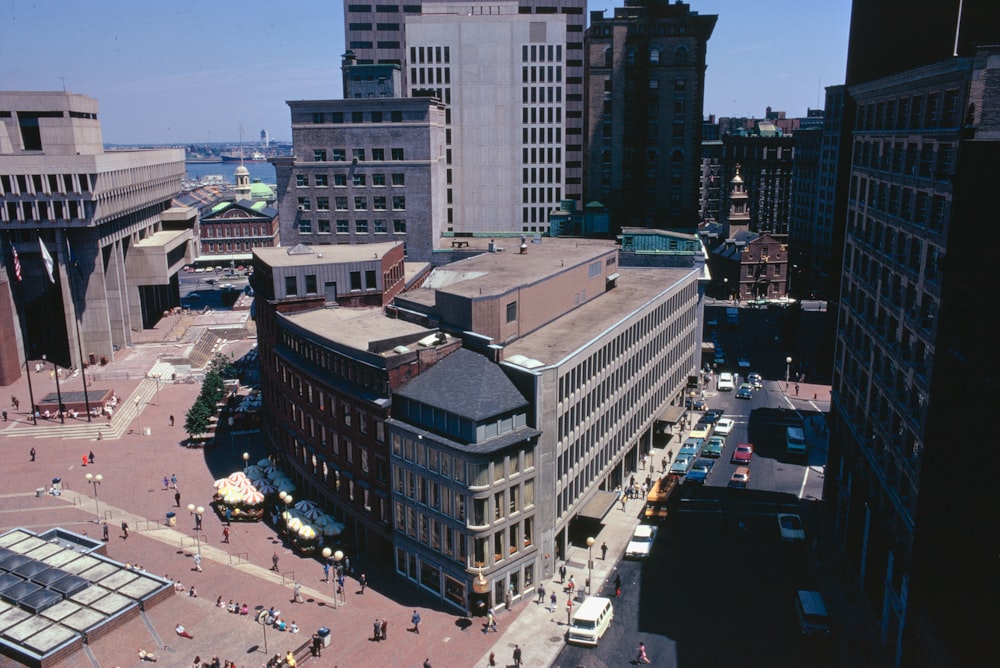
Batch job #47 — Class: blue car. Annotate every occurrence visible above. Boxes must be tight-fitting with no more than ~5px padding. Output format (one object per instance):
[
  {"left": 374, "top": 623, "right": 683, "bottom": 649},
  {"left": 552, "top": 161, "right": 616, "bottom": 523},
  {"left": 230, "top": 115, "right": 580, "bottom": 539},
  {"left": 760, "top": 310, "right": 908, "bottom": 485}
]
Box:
[{"left": 685, "top": 459, "right": 714, "bottom": 485}]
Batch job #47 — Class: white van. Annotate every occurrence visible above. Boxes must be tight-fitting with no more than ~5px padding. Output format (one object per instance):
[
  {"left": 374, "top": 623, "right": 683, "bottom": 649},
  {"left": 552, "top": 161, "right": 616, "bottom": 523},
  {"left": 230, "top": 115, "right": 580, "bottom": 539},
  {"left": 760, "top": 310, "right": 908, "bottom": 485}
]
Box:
[
  {"left": 566, "top": 596, "right": 614, "bottom": 646},
  {"left": 795, "top": 590, "right": 832, "bottom": 636},
  {"left": 718, "top": 372, "right": 735, "bottom": 391}
]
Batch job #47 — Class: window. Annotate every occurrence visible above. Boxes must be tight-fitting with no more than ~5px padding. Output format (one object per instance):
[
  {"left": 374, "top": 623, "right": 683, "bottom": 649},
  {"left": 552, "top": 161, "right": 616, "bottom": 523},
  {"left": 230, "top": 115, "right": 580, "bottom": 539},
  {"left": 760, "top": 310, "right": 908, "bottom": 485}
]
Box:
[
  {"left": 335, "top": 196, "right": 349, "bottom": 210},
  {"left": 354, "top": 174, "right": 366, "bottom": 186},
  {"left": 318, "top": 219, "right": 331, "bottom": 234},
  {"left": 350, "top": 271, "right": 362, "bottom": 290},
  {"left": 392, "top": 195, "right": 406, "bottom": 210},
  {"left": 314, "top": 174, "right": 328, "bottom": 187},
  {"left": 305, "top": 274, "right": 317, "bottom": 293},
  {"left": 393, "top": 219, "right": 406, "bottom": 233},
  {"left": 296, "top": 174, "right": 309, "bottom": 187},
  {"left": 334, "top": 174, "right": 347, "bottom": 187},
  {"left": 373, "top": 195, "right": 387, "bottom": 210},
  {"left": 285, "top": 275, "right": 297, "bottom": 296},
  {"left": 391, "top": 173, "right": 405, "bottom": 186},
  {"left": 316, "top": 196, "right": 330, "bottom": 210},
  {"left": 649, "top": 48, "right": 660, "bottom": 64},
  {"left": 333, "top": 149, "right": 347, "bottom": 162},
  {"left": 365, "top": 269, "right": 376, "bottom": 289},
  {"left": 356, "top": 219, "right": 369, "bottom": 233},
  {"left": 337, "top": 219, "right": 350, "bottom": 233},
  {"left": 313, "top": 149, "right": 327, "bottom": 162},
  {"left": 391, "top": 148, "right": 404, "bottom": 160},
  {"left": 353, "top": 148, "right": 366, "bottom": 161},
  {"left": 371, "top": 148, "right": 385, "bottom": 161},
  {"left": 374, "top": 219, "right": 387, "bottom": 233},
  {"left": 297, "top": 197, "right": 311, "bottom": 211},
  {"left": 298, "top": 219, "right": 313, "bottom": 234},
  {"left": 354, "top": 196, "right": 368, "bottom": 210},
  {"left": 506, "top": 301, "right": 517, "bottom": 323},
  {"left": 373, "top": 173, "right": 386, "bottom": 187}
]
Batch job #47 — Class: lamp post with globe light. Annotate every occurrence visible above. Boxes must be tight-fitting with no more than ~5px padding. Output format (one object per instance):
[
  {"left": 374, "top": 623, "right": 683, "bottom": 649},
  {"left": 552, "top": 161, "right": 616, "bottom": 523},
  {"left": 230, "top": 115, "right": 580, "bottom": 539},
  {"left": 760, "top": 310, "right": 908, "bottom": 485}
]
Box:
[
  {"left": 334, "top": 550, "right": 345, "bottom": 605},
  {"left": 786, "top": 356, "right": 793, "bottom": 388},
  {"left": 186, "top": 503, "right": 204, "bottom": 555},
  {"left": 243, "top": 451, "right": 250, "bottom": 472},
  {"left": 586, "top": 536, "right": 595, "bottom": 596},
  {"left": 134, "top": 397, "right": 141, "bottom": 435},
  {"left": 85, "top": 473, "right": 103, "bottom": 522}
]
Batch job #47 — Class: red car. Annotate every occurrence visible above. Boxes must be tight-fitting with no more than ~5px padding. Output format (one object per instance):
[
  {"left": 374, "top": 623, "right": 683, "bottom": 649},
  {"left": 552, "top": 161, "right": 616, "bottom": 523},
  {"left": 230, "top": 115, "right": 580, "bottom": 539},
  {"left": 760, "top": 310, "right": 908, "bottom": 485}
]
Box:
[{"left": 731, "top": 442, "right": 754, "bottom": 465}]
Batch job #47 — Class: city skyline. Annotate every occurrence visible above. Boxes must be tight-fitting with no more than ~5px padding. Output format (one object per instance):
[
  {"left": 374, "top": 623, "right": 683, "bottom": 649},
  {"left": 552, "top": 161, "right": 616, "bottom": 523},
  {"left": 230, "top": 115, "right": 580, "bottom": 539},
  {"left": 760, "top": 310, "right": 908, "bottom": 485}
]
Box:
[{"left": 0, "top": 0, "right": 850, "bottom": 144}]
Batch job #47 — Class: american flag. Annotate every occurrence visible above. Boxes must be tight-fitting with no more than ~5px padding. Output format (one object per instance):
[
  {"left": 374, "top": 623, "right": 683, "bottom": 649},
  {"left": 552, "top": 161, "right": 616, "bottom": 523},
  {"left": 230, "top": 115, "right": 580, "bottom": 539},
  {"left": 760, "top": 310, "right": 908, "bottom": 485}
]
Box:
[{"left": 10, "top": 243, "right": 21, "bottom": 282}]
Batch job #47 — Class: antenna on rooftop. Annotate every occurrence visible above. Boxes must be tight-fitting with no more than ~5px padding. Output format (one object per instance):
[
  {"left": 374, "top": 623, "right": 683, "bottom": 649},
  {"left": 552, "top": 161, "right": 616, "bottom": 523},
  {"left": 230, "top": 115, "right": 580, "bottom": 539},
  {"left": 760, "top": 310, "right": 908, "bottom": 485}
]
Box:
[{"left": 59, "top": 77, "right": 67, "bottom": 93}]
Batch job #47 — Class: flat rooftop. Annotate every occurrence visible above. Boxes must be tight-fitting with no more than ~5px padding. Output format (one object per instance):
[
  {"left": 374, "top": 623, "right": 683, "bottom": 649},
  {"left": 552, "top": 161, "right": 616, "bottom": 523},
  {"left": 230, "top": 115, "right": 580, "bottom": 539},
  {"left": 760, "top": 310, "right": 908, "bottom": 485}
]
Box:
[
  {"left": 283, "top": 307, "right": 434, "bottom": 352},
  {"left": 254, "top": 242, "right": 400, "bottom": 268},
  {"left": 502, "top": 266, "right": 696, "bottom": 367},
  {"left": 402, "top": 238, "right": 616, "bottom": 307}
]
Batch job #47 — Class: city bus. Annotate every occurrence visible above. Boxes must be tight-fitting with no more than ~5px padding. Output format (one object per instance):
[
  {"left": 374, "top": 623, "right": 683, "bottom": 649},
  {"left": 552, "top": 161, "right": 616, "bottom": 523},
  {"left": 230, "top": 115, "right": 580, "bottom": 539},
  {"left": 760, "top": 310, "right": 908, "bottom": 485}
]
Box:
[
  {"left": 644, "top": 474, "right": 681, "bottom": 521},
  {"left": 786, "top": 426, "right": 807, "bottom": 455}
]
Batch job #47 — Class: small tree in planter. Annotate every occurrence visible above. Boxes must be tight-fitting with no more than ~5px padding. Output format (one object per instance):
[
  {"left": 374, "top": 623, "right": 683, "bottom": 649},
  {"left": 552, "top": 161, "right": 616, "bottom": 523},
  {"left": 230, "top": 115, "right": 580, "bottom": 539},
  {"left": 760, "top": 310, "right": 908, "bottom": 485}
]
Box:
[{"left": 184, "top": 398, "right": 213, "bottom": 439}]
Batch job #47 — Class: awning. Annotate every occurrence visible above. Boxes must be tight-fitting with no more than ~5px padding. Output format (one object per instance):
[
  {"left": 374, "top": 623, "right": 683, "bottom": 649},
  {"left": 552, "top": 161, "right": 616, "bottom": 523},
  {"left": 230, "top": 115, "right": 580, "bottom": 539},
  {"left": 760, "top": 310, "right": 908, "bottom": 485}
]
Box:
[
  {"left": 658, "top": 405, "right": 687, "bottom": 424},
  {"left": 576, "top": 490, "right": 619, "bottom": 521}
]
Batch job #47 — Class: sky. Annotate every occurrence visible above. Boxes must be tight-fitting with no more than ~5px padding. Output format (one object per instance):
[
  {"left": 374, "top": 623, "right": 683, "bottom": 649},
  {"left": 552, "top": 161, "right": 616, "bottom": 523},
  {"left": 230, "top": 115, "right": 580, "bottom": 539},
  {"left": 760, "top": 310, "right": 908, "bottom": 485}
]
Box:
[{"left": 0, "top": 0, "right": 851, "bottom": 145}]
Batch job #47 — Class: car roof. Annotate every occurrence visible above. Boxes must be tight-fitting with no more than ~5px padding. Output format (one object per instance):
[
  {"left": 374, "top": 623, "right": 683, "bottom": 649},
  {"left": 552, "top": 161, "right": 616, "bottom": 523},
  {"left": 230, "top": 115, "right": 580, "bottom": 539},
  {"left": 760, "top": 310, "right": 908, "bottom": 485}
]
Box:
[
  {"left": 633, "top": 524, "right": 655, "bottom": 537},
  {"left": 733, "top": 466, "right": 750, "bottom": 475}
]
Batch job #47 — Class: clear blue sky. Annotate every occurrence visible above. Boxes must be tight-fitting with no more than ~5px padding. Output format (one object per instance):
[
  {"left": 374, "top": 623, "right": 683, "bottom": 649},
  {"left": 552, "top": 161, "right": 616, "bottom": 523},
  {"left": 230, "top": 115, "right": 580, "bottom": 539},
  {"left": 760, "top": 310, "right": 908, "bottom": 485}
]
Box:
[{"left": 0, "top": 0, "right": 850, "bottom": 144}]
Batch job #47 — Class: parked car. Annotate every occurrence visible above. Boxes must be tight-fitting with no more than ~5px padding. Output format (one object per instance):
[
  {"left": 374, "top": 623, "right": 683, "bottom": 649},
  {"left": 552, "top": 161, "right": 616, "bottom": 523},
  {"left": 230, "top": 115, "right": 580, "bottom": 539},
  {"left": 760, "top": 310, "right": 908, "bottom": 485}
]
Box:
[
  {"left": 690, "top": 423, "right": 712, "bottom": 441},
  {"left": 685, "top": 397, "right": 708, "bottom": 411},
  {"left": 747, "top": 372, "right": 763, "bottom": 389},
  {"left": 678, "top": 438, "right": 704, "bottom": 459},
  {"left": 736, "top": 383, "right": 754, "bottom": 400},
  {"left": 685, "top": 459, "right": 715, "bottom": 485},
  {"left": 703, "top": 436, "right": 726, "bottom": 458},
  {"left": 778, "top": 514, "right": 806, "bottom": 542},
  {"left": 625, "top": 524, "right": 658, "bottom": 558},
  {"left": 729, "top": 466, "right": 751, "bottom": 488},
  {"left": 714, "top": 418, "right": 735, "bottom": 436},
  {"left": 731, "top": 443, "right": 754, "bottom": 465},
  {"left": 717, "top": 372, "right": 735, "bottom": 391},
  {"left": 669, "top": 455, "right": 695, "bottom": 476},
  {"left": 705, "top": 409, "right": 725, "bottom": 422}
]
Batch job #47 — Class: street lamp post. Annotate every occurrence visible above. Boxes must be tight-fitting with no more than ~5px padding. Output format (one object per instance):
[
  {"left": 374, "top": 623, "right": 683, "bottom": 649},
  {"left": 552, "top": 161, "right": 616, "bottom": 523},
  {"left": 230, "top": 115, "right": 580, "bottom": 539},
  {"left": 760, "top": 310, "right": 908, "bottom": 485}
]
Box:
[
  {"left": 151, "top": 373, "right": 161, "bottom": 405},
  {"left": 134, "top": 398, "right": 141, "bottom": 435},
  {"left": 785, "top": 356, "right": 793, "bottom": 388},
  {"left": 186, "top": 503, "right": 204, "bottom": 555},
  {"left": 228, "top": 416, "right": 235, "bottom": 456},
  {"left": 585, "top": 537, "right": 595, "bottom": 596},
  {"left": 85, "top": 473, "right": 103, "bottom": 522},
  {"left": 243, "top": 451, "right": 250, "bottom": 472},
  {"left": 334, "top": 550, "right": 345, "bottom": 606}
]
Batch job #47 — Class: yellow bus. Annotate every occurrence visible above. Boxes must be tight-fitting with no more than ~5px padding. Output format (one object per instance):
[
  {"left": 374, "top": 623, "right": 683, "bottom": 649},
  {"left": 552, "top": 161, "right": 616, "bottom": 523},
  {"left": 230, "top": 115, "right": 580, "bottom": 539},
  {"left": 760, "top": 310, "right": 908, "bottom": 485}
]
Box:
[{"left": 644, "top": 475, "right": 681, "bottom": 521}]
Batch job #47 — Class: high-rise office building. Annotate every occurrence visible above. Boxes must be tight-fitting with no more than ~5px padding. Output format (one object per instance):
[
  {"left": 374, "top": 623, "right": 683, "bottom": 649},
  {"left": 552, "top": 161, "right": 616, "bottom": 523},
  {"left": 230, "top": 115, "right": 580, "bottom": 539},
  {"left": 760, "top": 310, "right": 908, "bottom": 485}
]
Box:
[
  {"left": 0, "top": 92, "right": 192, "bottom": 384},
  {"left": 343, "top": 0, "right": 587, "bottom": 209},
  {"left": 827, "top": 36, "right": 999, "bottom": 668},
  {"left": 584, "top": 0, "right": 716, "bottom": 232}
]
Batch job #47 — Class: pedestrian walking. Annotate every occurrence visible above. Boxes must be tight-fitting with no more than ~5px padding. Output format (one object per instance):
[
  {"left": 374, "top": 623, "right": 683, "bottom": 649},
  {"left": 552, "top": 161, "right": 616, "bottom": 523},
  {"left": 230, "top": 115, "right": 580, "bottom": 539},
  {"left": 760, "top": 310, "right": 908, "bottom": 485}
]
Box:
[
  {"left": 2, "top": 409, "right": 7, "bottom": 422},
  {"left": 323, "top": 562, "right": 330, "bottom": 582},
  {"left": 536, "top": 584, "right": 545, "bottom": 604},
  {"left": 667, "top": 448, "right": 673, "bottom": 462},
  {"left": 513, "top": 644, "right": 522, "bottom": 667},
  {"left": 271, "top": 552, "right": 280, "bottom": 572},
  {"left": 170, "top": 474, "right": 177, "bottom": 489},
  {"left": 293, "top": 581, "right": 303, "bottom": 603},
  {"left": 486, "top": 608, "right": 497, "bottom": 633},
  {"left": 504, "top": 590, "right": 512, "bottom": 611},
  {"left": 380, "top": 618, "right": 388, "bottom": 640},
  {"left": 222, "top": 526, "right": 230, "bottom": 543},
  {"left": 411, "top": 610, "right": 421, "bottom": 634},
  {"left": 169, "top": 414, "right": 175, "bottom": 426},
  {"left": 423, "top": 659, "right": 431, "bottom": 668},
  {"left": 359, "top": 573, "right": 367, "bottom": 593},
  {"left": 193, "top": 554, "right": 202, "bottom": 572},
  {"left": 174, "top": 490, "right": 181, "bottom": 507},
  {"left": 163, "top": 475, "right": 169, "bottom": 490},
  {"left": 30, "top": 447, "right": 36, "bottom": 462},
  {"left": 88, "top": 450, "right": 95, "bottom": 464},
  {"left": 373, "top": 618, "right": 381, "bottom": 642},
  {"left": 102, "top": 522, "right": 109, "bottom": 541},
  {"left": 489, "top": 651, "right": 496, "bottom": 666},
  {"left": 614, "top": 574, "right": 622, "bottom": 597},
  {"left": 225, "top": 507, "right": 232, "bottom": 525},
  {"left": 121, "top": 521, "right": 129, "bottom": 539},
  {"left": 549, "top": 591, "right": 557, "bottom": 613},
  {"left": 82, "top": 454, "right": 88, "bottom": 467},
  {"left": 567, "top": 575, "right": 575, "bottom": 596},
  {"left": 601, "top": 541, "right": 608, "bottom": 560},
  {"left": 661, "top": 456, "right": 667, "bottom": 472},
  {"left": 620, "top": 493, "right": 627, "bottom": 511},
  {"left": 637, "top": 641, "right": 651, "bottom": 664},
  {"left": 559, "top": 563, "right": 567, "bottom": 583}
]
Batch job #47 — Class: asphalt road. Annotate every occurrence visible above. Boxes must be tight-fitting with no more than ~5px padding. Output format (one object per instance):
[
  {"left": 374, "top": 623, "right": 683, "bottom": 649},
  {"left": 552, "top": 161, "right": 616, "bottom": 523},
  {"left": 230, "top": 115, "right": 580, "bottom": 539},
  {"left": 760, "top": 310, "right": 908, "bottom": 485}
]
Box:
[
  {"left": 554, "top": 372, "right": 834, "bottom": 668},
  {"left": 179, "top": 270, "right": 250, "bottom": 310}
]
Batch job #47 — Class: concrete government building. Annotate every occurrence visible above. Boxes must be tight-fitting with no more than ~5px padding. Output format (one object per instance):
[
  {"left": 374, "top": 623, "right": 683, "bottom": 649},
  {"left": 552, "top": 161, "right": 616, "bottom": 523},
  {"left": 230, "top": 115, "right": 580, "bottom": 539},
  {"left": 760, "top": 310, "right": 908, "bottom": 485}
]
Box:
[{"left": 0, "top": 91, "right": 195, "bottom": 385}]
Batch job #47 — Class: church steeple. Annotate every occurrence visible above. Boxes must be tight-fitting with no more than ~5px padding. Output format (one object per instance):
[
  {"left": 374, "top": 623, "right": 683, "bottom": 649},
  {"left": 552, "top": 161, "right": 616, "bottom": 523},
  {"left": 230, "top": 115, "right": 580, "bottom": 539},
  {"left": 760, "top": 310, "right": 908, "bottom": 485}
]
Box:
[
  {"left": 234, "top": 164, "right": 251, "bottom": 200},
  {"left": 727, "top": 164, "right": 751, "bottom": 238}
]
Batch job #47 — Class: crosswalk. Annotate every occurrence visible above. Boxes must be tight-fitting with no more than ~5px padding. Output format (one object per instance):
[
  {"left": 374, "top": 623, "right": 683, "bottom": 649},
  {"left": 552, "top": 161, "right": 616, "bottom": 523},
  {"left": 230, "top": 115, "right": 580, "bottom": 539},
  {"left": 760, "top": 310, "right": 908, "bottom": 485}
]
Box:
[{"left": 0, "top": 376, "right": 164, "bottom": 442}]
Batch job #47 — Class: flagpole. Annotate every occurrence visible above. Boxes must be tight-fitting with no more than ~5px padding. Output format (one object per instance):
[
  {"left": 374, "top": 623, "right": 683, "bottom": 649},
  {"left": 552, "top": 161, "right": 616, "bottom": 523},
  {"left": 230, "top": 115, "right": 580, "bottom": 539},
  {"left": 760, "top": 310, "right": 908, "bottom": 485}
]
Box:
[
  {"left": 38, "top": 235, "right": 63, "bottom": 423},
  {"left": 8, "top": 239, "right": 38, "bottom": 425},
  {"left": 65, "top": 234, "right": 92, "bottom": 421}
]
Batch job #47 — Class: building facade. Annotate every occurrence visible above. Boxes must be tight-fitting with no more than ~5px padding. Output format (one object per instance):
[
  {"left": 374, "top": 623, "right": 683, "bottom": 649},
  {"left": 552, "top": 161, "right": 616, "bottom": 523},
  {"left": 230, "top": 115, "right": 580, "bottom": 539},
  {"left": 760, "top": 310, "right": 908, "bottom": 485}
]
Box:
[
  {"left": 584, "top": 0, "right": 717, "bottom": 231},
  {"left": 0, "top": 91, "right": 193, "bottom": 383},
  {"left": 787, "top": 124, "right": 821, "bottom": 298},
  {"left": 343, "top": 0, "right": 587, "bottom": 207},
  {"left": 720, "top": 127, "right": 795, "bottom": 235},
  {"left": 198, "top": 198, "right": 279, "bottom": 263}
]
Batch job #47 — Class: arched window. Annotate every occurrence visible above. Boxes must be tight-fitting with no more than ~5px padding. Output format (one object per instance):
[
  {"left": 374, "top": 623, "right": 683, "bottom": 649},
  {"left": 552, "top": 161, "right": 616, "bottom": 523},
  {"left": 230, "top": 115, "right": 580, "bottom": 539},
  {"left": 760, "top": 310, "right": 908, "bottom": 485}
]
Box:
[
  {"left": 674, "top": 46, "right": 688, "bottom": 65},
  {"left": 671, "top": 149, "right": 684, "bottom": 163},
  {"left": 627, "top": 48, "right": 637, "bottom": 66},
  {"left": 604, "top": 48, "right": 613, "bottom": 67},
  {"left": 649, "top": 48, "right": 660, "bottom": 64}
]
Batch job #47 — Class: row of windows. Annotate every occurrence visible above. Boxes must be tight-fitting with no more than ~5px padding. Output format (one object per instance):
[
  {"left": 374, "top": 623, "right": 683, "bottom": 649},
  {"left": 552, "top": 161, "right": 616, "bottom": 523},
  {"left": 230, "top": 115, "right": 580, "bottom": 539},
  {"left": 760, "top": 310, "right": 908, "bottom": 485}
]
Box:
[
  {"left": 856, "top": 89, "right": 962, "bottom": 132},
  {"left": 520, "top": 186, "right": 562, "bottom": 204},
  {"left": 850, "top": 175, "right": 949, "bottom": 234},
  {"left": 409, "top": 45, "right": 451, "bottom": 64},
  {"left": 521, "top": 43, "right": 562, "bottom": 63},
  {"left": 347, "top": 4, "right": 422, "bottom": 14},
  {"left": 590, "top": 21, "right": 690, "bottom": 38},
  {"left": 297, "top": 172, "right": 406, "bottom": 188},
  {"left": 410, "top": 66, "right": 450, "bottom": 86},
  {"left": 306, "top": 109, "right": 406, "bottom": 124},
  {"left": 522, "top": 64, "right": 562, "bottom": 84},
  {"left": 311, "top": 148, "right": 405, "bottom": 162},
  {"left": 202, "top": 240, "right": 269, "bottom": 253},
  {"left": 349, "top": 40, "right": 401, "bottom": 49},
  {"left": 202, "top": 224, "right": 272, "bottom": 237},
  {"left": 852, "top": 138, "right": 954, "bottom": 181},
  {"left": 297, "top": 195, "right": 406, "bottom": 211},
  {"left": 287, "top": 437, "right": 389, "bottom": 521},
  {"left": 0, "top": 172, "right": 91, "bottom": 196},
  {"left": 297, "top": 218, "right": 406, "bottom": 235},
  {"left": 278, "top": 332, "right": 389, "bottom": 397},
  {"left": 521, "top": 125, "right": 563, "bottom": 145},
  {"left": 3, "top": 198, "right": 92, "bottom": 223}
]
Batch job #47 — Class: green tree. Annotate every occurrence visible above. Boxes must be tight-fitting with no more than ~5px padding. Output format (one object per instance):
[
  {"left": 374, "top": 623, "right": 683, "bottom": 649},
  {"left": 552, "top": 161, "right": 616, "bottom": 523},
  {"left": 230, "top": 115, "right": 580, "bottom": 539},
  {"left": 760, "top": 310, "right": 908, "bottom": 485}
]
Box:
[
  {"left": 201, "top": 370, "right": 226, "bottom": 406},
  {"left": 184, "top": 399, "right": 212, "bottom": 437}
]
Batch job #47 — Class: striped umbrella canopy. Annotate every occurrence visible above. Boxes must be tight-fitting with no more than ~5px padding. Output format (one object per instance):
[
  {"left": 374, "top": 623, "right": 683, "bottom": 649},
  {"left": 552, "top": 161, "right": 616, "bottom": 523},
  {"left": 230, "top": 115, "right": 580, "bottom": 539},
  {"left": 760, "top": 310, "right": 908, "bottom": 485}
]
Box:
[{"left": 243, "top": 489, "right": 265, "bottom": 506}]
